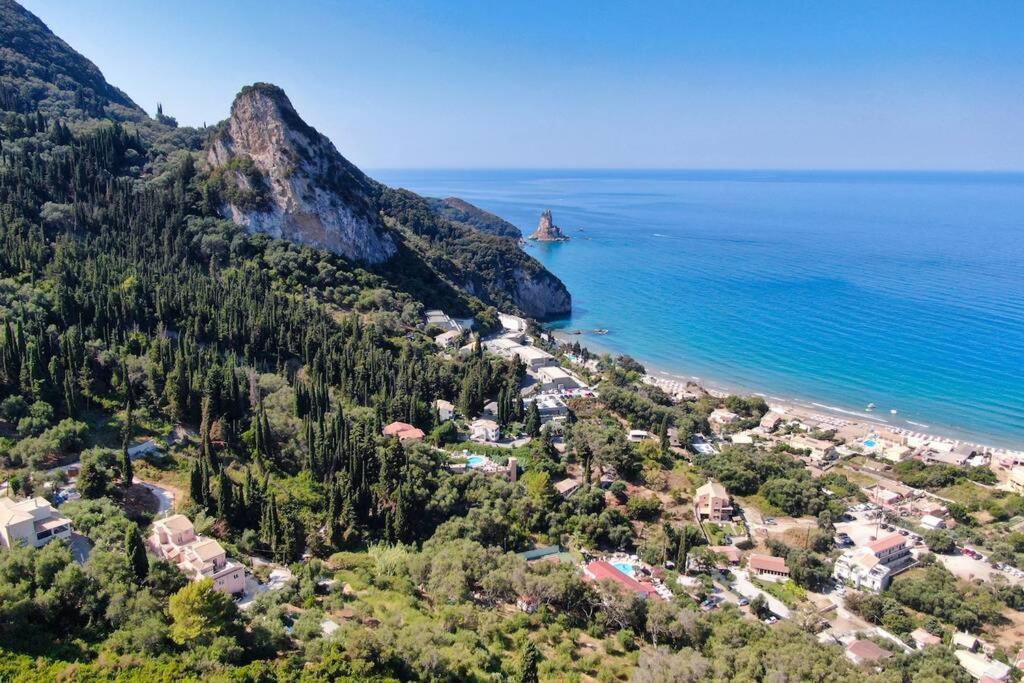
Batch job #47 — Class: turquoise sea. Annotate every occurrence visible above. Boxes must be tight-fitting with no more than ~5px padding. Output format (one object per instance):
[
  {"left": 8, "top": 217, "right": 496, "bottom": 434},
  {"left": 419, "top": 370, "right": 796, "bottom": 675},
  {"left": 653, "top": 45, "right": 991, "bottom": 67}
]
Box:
[{"left": 373, "top": 170, "right": 1024, "bottom": 449}]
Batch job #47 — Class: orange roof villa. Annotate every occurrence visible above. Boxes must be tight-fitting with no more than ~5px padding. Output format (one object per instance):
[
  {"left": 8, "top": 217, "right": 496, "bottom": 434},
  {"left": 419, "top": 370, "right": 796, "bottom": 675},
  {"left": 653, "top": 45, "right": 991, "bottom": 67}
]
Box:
[
  {"left": 583, "top": 560, "right": 660, "bottom": 599},
  {"left": 382, "top": 421, "right": 425, "bottom": 442}
]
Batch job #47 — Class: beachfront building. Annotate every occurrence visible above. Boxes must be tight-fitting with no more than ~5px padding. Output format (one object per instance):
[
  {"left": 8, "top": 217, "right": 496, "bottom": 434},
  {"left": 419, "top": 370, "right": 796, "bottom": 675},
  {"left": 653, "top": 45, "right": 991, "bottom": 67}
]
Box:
[
  {"left": 1010, "top": 467, "right": 1024, "bottom": 495},
  {"left": 513, "top": 345, "right": 557, "bottom": 370},
  {"left": 0, "top": 495, "right": 72, "bottom": 549},
  {"left": 535, "top": 365, "right": 582, "bottom": 392},
  {"left": 760, "top": 412, "right": 784, "bottom": 432},
  {"left": 788, "top": 435, "right": 838, "bottom": 466},
  {"left": 434, "top": 399, "right": 455, "bottom": 422},
  {"left": 748, "top": 554, "right": 790, "bottom": 582},
  {"left": 482, "top": 337, "right": 522, "bottom": 357},
  {"left": 583, "top": 560, "right": 660, "bottom": 600},
  {"left": 148, "top": 515, "right": 245, "bottom": 595},
  {"left": 470, "top": 419, "right": 500, "bottom": 443},
  {"left": 694, "top": 480, "right": 732, "bottom": 522},
  {"left": 382, "top": 421, "right": 425, "bottom": 442},
  {"left": 709, "top": 408, "right": 740, "bottom": 426}
]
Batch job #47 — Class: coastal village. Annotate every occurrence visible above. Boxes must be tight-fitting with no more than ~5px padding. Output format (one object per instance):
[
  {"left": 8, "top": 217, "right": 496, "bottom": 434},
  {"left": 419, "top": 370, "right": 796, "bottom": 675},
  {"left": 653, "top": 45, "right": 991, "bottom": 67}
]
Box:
[{"left": 6, "top": 300, "right": 1024, "bottom": 680}]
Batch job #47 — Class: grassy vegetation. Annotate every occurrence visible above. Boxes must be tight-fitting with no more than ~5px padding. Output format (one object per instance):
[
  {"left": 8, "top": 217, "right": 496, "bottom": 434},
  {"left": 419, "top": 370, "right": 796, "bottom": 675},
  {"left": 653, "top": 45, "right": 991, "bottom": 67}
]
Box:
[{"left": 753, "top": 578, "right": 807, "bottom": 608}]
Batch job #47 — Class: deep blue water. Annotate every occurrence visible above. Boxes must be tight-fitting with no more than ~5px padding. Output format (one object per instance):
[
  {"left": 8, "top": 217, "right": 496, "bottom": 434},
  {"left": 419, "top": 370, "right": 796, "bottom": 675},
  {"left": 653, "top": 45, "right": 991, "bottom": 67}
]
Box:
[{"left": 373, "top": 169, "right": 1024, "bottom": 448}]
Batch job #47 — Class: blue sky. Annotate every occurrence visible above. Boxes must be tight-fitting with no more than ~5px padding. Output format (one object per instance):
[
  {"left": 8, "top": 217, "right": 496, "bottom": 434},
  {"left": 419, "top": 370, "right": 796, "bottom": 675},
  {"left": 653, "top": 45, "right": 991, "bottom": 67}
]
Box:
[{"left": 24, "top": 0, "right": 1024, "bottom": 170}]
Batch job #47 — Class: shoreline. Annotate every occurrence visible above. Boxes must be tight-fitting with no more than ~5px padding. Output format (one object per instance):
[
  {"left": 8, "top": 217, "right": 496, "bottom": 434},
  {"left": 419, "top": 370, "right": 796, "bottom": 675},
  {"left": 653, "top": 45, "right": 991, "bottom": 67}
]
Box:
[{"left": 549, "top": 329, "right": 1024, "bottom": 457}]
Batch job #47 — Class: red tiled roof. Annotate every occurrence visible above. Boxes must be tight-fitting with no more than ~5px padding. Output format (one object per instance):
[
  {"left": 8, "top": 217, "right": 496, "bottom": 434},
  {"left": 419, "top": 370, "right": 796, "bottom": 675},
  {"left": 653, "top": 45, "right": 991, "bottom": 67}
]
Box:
[
  {"left": 397, "top": 428, "right": 424, "bottom": 441},
  {"left": 707, "top": 546, "right": 741, "bottom": 563},
  {"left": 383, "top": 421, "right": 416, "bottom": 436},
  {"left": 584, "top": 561, "right": 659, "bottom": 598},
  {"left": 748, "top": 554, "right": 789, "bottom": 574},
  {"left": 867, "top": 533, "right": 906, "bottom": 554}
]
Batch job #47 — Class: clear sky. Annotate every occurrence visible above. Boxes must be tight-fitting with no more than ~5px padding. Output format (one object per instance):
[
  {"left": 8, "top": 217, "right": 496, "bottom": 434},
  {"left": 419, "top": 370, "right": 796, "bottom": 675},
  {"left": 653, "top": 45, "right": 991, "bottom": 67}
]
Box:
[{"left": 22, "top": 0, "right": 1024, "bottom": 170}]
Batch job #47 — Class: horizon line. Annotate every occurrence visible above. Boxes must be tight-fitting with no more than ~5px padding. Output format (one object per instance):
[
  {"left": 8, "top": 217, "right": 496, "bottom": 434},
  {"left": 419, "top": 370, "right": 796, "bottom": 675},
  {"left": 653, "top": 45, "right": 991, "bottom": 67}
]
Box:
[{"left": 366, "top": 166, "right": 1024, "bottom": 175}]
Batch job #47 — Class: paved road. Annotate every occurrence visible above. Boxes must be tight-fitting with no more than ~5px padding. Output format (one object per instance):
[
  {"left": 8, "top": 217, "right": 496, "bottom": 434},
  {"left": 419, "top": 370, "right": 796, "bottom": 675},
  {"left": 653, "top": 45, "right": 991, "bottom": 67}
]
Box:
[
  {"left": 135, "top": 478, "right": 174, "bottom": 515},
  {"left": 731, "top": 569, "right": 791, "bottom": 619}
]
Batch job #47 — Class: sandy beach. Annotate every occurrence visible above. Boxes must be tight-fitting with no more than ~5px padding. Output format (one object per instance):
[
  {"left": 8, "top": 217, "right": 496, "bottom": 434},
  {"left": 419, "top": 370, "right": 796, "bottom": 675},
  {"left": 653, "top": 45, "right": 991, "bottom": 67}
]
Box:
[{"left": 553, "top": 329, "right": 1024, "bottom": 459}]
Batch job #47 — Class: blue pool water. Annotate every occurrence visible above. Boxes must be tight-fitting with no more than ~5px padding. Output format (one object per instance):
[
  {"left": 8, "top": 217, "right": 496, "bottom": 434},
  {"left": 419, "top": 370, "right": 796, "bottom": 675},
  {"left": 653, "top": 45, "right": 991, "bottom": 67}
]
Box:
[
  {"left": 863, "top": 439, "right": 877, "bottom": 448},
  {"left": 466, "top": 455, "right": 487, "bottom": 468},
  {"left": 375, "top": 169, "right": 1024, "bottom": 448},
  {"left": 612, "top": 561, "right": 636, "bottom": 577}
]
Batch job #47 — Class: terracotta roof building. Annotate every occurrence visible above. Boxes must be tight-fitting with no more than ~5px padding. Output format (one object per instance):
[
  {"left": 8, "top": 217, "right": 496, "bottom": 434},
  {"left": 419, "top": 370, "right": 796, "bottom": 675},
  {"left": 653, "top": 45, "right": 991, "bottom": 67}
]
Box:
[
  {"left": 748, "top": 554, "right": 790, "bottom": 581},
  {"left": 583, "top": 560, "right": 660, "bottom": 599}
]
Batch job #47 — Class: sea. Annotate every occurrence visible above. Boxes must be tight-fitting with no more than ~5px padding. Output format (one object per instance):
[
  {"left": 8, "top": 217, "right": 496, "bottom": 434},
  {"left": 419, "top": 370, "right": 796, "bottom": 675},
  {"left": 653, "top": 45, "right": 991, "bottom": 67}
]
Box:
[{"left": 372, "top": 169, "right": 1024, "bottom": 449}]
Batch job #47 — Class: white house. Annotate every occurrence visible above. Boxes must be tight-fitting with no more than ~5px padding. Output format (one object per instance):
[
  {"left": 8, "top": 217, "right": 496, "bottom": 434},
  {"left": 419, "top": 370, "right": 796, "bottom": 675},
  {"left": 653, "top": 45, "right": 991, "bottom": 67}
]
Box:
[
  {"left": 833, "top": 533, "right": 913, "bottom": 592},
  {"left": 470, "top": 419, "right": 500, "bottom": 443},
  {"left": 534, "top": 366, "right": 581, "bottom": 392},
  {"left": 709, "top": 408, "right": 739, "bottom": 426},
  {"left": 525, "top": 394, "right": 569, "bottom": 423},
  {"left": 512, "top": 345, "right": 556, "bottom": 370},
  {"left": 920, "top": 514, "right": 946, "bottom": 530},
  {"left": 0, "top": 496, "right": 72, "bottom": 549},
  {"left": 434, "top": 399, "right": 455, "bottom": 422},
  {"left": 955, "top": 650, "right": 1010, "bottom": 681}
]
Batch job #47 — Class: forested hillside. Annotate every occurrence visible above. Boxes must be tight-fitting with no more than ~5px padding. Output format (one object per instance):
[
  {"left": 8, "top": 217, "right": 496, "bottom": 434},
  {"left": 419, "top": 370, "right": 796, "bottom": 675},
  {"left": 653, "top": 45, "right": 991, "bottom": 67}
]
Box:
[{"left": 0, "top": 2, "right": 972, "bottom": 681}]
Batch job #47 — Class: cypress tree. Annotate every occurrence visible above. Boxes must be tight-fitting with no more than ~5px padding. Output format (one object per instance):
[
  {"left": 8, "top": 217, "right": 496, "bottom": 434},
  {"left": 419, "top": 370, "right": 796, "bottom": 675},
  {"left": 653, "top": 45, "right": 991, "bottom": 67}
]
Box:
[
  {"left": 125, "top": 522, "right": 149, "bottom": 583},
  {"left": 514, "top": 641, "right": 541, "bottom": 683}
]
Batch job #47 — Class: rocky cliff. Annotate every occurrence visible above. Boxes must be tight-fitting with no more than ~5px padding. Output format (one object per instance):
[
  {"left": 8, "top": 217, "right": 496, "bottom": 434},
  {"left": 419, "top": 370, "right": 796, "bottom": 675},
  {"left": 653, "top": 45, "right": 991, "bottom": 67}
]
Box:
[
  {"left": 207, "top": 83, "right": 570, "bottom": 317},
  {"left": 207, "top": 83, "right": 397, "bottom": 264},
  {"left": 529, "top": 210, "right": 570, "bottom": 241}
]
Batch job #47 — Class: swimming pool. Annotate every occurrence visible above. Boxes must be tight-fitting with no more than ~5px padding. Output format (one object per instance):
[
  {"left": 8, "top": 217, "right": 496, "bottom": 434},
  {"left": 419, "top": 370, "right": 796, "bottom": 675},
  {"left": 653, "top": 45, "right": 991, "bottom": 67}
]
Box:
[
  {"left": 466, "top": 455, "right": 487, "bottom": 468},
  {"left": 611, "top": 561, "right": 636, "bottom": 577},
  {"left": 863, "top": 439, "right": 877, "bottom": 448}
]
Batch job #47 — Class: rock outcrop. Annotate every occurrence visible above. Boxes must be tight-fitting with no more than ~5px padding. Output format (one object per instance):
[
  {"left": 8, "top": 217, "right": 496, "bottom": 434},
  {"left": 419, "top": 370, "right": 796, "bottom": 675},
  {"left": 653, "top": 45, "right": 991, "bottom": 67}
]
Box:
[
  {"left": 427, "top": 197, "right": 522, "bottom": 238},
  {"left": 529, "top": 210, "right": 570, "bottom": 241},
  {"left": 206, "top": 82, "right": 569, "bottom": 316},
  {"left": 207, "top": 83, "right": 396, "bottom": 264}
]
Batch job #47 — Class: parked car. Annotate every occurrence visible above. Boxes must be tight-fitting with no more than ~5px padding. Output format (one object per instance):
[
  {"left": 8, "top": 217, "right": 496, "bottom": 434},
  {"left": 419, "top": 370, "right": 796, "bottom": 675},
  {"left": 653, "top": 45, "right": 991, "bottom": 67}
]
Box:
[
  {"left": 763, "top": 615, "right": 778, "bottom": 625},
  {"left": 737, "top": 597, "right": 749, "bottom": 606}
]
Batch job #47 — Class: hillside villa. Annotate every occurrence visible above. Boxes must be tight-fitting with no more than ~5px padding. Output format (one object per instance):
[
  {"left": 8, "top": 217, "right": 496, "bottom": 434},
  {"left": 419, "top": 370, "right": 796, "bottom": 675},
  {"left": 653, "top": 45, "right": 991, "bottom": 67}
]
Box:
[
  {"left": 148, "top": 514, "right": 246, "bottom": 595},
  {"left": 434, "top": 399, "right": 454, "bottom": 422},
  {"left": 535, "top": 365, "right": 582, "bottom": 392},
  {"left": 382, "top": 421, "right": 425, "bottom": 442},
  {"left": 694, "top": 480, "right": 732, "bottom": 522},
  {"left": 583, "top": 560, "right": 660, "bottom": 600},
  {"left": 470, "top": 418, "right": 500, "bottom": 443},
  {"left": 0, "top": 495, "right": 72, "bottom": 549}
]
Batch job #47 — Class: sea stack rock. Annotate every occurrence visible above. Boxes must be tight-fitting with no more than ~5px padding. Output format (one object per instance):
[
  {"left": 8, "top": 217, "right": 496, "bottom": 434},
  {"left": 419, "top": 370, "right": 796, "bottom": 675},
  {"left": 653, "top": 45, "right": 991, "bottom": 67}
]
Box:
[{"left": 529, "top": 210, "right": 570, "bottom": 241}]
